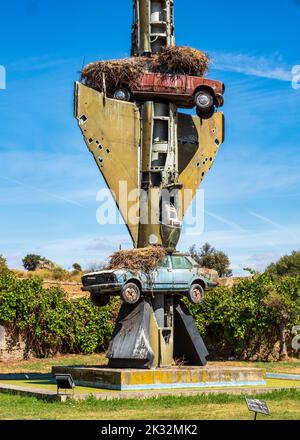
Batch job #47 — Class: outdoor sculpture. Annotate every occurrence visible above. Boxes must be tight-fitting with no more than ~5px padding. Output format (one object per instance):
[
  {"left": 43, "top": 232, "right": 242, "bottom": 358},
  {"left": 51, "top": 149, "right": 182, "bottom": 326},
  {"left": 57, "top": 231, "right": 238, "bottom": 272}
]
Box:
[{"left": 75, "top": 0, "right": 225, "bottom": 369}]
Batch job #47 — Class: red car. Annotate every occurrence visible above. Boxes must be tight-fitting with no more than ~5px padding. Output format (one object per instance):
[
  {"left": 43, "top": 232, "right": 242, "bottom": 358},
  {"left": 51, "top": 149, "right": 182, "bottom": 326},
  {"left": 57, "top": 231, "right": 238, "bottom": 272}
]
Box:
[{"left": 110, "top": 72, "right": 225, "bottom": 119}]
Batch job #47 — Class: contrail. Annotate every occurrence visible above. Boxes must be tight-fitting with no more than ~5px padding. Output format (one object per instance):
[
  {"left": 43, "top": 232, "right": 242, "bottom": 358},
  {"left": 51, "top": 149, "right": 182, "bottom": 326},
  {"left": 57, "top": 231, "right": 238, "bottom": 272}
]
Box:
[{"left": 0, "top": 176, "right": 85, "bottom": 208}]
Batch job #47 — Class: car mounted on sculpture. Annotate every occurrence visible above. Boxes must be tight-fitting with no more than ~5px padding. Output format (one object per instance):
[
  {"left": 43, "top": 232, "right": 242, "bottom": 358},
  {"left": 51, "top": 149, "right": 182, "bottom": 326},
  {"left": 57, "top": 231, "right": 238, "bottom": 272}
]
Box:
[
  {"left": 81, "top": 253, "right": 219, "bottom": 307},
  {"left": 110, "top": 72, "right": 225, "bottom": 119}
]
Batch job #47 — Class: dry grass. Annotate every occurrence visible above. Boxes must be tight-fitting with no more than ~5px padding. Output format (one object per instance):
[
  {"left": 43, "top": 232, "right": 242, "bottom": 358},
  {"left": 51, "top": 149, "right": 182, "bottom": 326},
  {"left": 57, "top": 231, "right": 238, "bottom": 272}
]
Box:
[
  {"left": 81, "top": 57, "right": 148, "bottom": 93},
  {"left": 81, "top": 46, "right": 209, "bottom": 93},
  {"left": 156, "top": 46, "right": 209, "bottom": 76},
  {"left": 106, "top": 246, "right": 167, "bottom": 275},
  {"left": 12, "top": 269, "right": 83, "bottom": 283}
]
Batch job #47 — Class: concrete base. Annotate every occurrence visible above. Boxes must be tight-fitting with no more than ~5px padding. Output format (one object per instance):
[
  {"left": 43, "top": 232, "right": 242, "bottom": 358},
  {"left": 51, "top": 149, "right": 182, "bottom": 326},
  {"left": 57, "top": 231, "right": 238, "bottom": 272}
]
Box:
[{"left": 52, "top": 366, "right": 266, "bottom": 391}]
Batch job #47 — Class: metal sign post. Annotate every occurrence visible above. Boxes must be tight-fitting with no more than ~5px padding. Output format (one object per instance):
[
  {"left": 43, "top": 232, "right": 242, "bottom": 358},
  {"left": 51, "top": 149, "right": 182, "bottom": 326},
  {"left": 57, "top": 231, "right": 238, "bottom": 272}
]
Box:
[{"left": 245, "top": 397, "right": 270, "bottom": 420}]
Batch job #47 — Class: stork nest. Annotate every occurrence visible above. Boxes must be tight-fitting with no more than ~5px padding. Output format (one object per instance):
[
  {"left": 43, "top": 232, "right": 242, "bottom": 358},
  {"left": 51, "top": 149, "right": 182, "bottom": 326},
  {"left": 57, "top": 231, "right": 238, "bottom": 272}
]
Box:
[
  {"left": 156, "top": 46, "right": 209, "bottom": 76},
  {"left": 106, "top": 246, "right": 167, "bottom": 275},
  {"left": 81, "top": 57, "right": 148, "bottom": 93},
  {"left": 81, "top": 46, "right": 209, "bottom": 93}
]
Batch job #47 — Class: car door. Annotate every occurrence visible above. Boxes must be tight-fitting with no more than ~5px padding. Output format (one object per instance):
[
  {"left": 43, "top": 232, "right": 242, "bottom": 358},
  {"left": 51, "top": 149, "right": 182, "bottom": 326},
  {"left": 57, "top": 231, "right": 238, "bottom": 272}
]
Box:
[
  {"left": 150, "top": 255, "right": 173, "bottom": 292},
  {"left": 153, "top": 74, "right": 186, "bottom": 96},
  {"left": 138, "top": 72, "right": 155, "bottom": 93},
  {"left": 171, "top": 256, "right": 193, "bottom": 291}
]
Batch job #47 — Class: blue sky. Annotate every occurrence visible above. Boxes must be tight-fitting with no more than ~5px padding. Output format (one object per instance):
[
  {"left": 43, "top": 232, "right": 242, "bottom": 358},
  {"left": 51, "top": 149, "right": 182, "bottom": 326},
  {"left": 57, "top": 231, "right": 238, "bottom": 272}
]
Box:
[{"left": 0, "top": 0, "right": 299, "bottom": 274}]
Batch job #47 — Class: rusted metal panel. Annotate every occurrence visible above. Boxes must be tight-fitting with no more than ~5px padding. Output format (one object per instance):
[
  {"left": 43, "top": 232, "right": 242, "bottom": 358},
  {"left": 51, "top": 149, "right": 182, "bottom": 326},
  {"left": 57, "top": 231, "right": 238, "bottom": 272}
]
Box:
[
  {"left": 74, "top": 82, "right": 141, "bottom": 246},
  {"left": 174, "top": 299, "right": 209, "bottom": 366},
  {"left": 138, "top": 186, "right": 163, "bottom": 248},
  {"left": 177, "top": 111, "right": 224, "bottom": 219},
  {"left": 138, "top": 0, "right": 151, "bottom": 55},
  {"left": 107, "top": 300, "right": 155, "bottom": 369},
  {"left": 141, "top": 101, "right": 154, "bottom": 172}
]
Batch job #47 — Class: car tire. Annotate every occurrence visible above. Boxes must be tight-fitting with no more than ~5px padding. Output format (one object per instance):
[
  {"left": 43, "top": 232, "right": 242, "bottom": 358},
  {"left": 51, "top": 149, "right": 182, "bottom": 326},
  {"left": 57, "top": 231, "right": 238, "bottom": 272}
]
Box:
[
  {"left": 194, "top": 90, "right": 214, "bottom": 108},
  {"left": 196, "top": 105, "right": 215, "bottom": 120},
  {"left": 90, "top": 293, "right": 110, "bottom": 307},
  {"left": 121, "top": 283, "right": 141, "bottom": 305},
  {"left": 188, "top": 284, "right": 205, "bottom": 305},
  {"left": 113, "top": 87, "right": 131, "bottom": 102}
]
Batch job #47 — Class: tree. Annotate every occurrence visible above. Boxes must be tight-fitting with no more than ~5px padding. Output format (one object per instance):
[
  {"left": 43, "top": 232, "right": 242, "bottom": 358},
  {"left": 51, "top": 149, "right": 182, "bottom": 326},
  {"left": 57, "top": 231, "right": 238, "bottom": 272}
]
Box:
[
  {"left": 189, "top": 243, "right": 232, "bottom": 278},
  {"left": 22, "top": 255, "right": 56, "bottom": 272},
  {"left": 72, "top": 263, "right": 82, "bottom": 272},
  {"left": 266, "top": 251, "right": 300, "bottom": 278},
  {"left": 0, "top": 255, "right": 9, "bottom": 275},
  {"left": 22, "top": 254, "right": 42, "bottom": 271}
]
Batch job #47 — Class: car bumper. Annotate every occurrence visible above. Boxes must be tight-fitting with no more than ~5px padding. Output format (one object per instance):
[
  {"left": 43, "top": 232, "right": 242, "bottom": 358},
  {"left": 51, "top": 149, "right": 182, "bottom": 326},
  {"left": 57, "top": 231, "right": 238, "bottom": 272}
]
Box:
[
  {"left": 81, "top": 283, "right": 122, "bottom": 293},
  {"left": 215, "top": 94, "right": 224, "bottom": 107}
]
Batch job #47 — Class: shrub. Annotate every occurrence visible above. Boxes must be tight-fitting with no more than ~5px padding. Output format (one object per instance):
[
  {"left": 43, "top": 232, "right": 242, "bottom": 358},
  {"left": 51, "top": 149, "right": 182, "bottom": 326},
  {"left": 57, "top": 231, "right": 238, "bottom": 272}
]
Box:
[
  {"left": 51, "top": 267, "right": 69, "bottom": 281},
  {"left": 0, "top": 273, "right": 114, "bottom": 357},
  {"left": 189, "top": 273, "right": 300, "bottom": 360}
]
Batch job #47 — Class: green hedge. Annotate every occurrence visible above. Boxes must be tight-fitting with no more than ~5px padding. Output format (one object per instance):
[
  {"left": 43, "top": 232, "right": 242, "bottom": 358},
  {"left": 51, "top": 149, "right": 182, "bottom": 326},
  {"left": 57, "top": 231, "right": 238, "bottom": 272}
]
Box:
[
  {"left": 1, "top": 272, "right": 300, "bottom": 360},
  {"left": 0, "top": 274, "right": 115, "bottom": 357},
  {"left": 189, "top": 273, "right": 300, "bottom": 360}
]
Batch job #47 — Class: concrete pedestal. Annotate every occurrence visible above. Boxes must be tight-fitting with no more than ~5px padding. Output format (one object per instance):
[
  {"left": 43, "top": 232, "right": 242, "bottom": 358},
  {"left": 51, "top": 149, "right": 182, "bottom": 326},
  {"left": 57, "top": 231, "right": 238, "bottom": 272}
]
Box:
[{"left": 52, "top": 365, "right": 266, "bottom": 391}]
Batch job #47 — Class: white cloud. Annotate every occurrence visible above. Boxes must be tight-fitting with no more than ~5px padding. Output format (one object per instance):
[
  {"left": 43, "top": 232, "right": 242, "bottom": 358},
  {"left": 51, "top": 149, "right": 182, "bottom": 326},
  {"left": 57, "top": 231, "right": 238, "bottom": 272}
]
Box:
[{"left": 211, "top": 51, "right": 292, "bottom": 82}]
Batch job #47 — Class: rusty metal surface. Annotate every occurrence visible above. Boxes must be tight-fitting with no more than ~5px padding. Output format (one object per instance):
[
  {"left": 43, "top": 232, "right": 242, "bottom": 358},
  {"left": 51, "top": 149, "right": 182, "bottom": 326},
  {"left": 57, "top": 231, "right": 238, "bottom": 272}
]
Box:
[
  {"left": 132, "top": 0, "right": 175, "bottom": 56},
  {"left": 74, "top": 82, "right": 141, "bottom": 246},
  {"left": 132, "top": 73, "right": 224, "bottom": 108},
  {"left": 177, "top": 111, "right": 224, "bottom": 219}
]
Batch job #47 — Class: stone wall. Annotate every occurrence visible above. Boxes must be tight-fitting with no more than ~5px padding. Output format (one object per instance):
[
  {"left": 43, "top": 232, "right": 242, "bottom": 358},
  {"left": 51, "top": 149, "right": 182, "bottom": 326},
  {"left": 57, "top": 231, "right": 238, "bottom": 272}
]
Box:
[{"left": 0, "top": 325, "right": 28, "bottom": 362}]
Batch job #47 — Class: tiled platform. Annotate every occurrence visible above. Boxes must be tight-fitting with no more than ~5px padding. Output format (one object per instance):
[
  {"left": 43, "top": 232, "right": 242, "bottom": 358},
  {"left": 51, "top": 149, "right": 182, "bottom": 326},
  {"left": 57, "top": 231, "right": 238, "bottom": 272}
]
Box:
[{"left": 52, "top": 365, "right": 266, "bottom": 391}]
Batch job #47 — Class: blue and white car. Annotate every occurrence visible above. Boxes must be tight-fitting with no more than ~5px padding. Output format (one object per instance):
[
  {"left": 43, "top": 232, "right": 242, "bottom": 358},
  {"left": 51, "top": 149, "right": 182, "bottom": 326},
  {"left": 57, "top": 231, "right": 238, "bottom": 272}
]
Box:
[{"left": 82, "top": 253, "right": 218, "bottom": 306}]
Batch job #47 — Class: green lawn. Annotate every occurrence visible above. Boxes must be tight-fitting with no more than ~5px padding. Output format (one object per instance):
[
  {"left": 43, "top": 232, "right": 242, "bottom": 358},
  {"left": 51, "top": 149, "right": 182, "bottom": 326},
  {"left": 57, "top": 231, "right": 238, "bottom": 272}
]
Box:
[
  {"left": 1, "top": 354, "right": 300, "bottom": 376},
  {"left": 0, "top": 389, "right": 300, "bottom": 420},
  {"left": 210, "top": 360, "right": 300, "bottom": 374},
  {"left": 1, "top": 354, "right": 300, "bottom": 420},
  {"left": 0, "top": 354, "right": 107, "bottom": 375}
]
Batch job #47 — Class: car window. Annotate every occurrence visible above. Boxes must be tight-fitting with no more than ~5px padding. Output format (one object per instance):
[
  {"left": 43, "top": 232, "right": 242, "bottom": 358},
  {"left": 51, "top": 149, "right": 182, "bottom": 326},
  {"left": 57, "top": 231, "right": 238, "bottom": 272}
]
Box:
[
  {"left": 184, "top": 257, "right": 193, "bottom": 269},
  {"left": 171, "top": 256, "right": 188, "bottom": 269},
  {"left": 158, "top": 257, "right": 170, "bottom": 268}
]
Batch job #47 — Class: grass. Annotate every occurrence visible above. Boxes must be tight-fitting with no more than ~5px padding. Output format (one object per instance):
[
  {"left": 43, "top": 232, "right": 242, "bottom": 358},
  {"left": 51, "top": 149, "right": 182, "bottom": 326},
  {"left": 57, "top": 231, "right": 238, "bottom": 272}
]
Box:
[
  {"left": 210, "top": 360, "right": 300, "bottom": 374},
  {"left": 1, "top": 355, "right": 300, "bottom": 420},
  {"left": 12, "top": 269, "right": 83, "bottom": 283},
  {"left": 0, "top": 354, "right": 107, "bottom": 375},
  {"left": 2, "top": 354, "right": 300, "bottom": 375},
  {"left": 0, "top": 389, "right": 300, "bottom": 420}
]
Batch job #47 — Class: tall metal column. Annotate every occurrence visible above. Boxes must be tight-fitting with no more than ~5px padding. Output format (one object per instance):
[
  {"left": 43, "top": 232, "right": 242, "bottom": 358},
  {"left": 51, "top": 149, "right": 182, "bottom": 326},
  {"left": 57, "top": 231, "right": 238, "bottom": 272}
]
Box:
[
  {"left": 134, "top": 0, "right": 177, "bottom": 367},
  {"left": 133, "top": 0, "right": 180, "bottom": 251}
]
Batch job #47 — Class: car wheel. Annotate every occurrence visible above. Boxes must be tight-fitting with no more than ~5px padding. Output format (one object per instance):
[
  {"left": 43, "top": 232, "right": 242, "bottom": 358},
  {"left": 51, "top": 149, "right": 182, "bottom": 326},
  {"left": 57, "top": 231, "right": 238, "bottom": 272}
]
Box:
[
  {"left": 121, "top": 283, "right": 141, "bottom": 305},
  {"left": 194, "top": 90, "right": 214, "bottom": 109},
  {"left": 113, "top": 87, "right": 131, "bottom": 102},
  {"left": 90, "top": 293, "right": 110, "bottom": 307},
  {"left": 196, "top": 105, "right": 215, "bottom": 120},
  {"left": 188, "top": 284, "right": 205, "bottom": 305}
]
